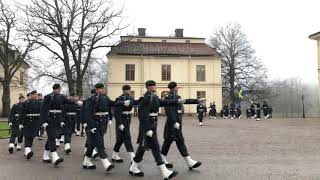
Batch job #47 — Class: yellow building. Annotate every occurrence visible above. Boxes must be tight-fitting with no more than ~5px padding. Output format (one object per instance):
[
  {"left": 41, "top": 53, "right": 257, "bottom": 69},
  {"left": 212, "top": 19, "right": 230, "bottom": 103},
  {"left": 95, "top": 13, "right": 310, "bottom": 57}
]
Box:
[
  {"left": 309, "top": 32, "right": 320, "bottom": 97},
  {"left": 107, "top": 28, "right": 222, "bottom": 113},
  {"left": 0, "top": 39, "right": 29, "bottom": 115}
]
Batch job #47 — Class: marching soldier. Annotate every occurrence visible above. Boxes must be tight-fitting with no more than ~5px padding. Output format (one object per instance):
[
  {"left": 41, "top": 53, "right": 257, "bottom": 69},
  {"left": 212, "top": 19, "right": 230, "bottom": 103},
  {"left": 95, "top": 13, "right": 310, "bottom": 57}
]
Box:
[
  {"left": 235, "top": 107, "right": 242, "bottom": 119},
  {"left": 255, "top": 103, "right": 261, "bottom": 121},
  {"left": 38, "top": 93, "right": 45, "bottom": 140},
  {"left": 268, "top": 106, "right": 273, "bottom": 118},
  {"left": 196, "top": 102, "right": 206, "bottom": 126},
  {"left": 250, "top": 104, "right": 256, "bottom": 119},
  {"left": 8, "top": 95, "right": 25, "bottom": 154},
  {"left": 230, "top": 103, "right": 236, "bottom": 119},
  {"left": 160, "top": 81, "right": 202, "bottom": 170},
  {"left": 111, "top": 85, "right": 136, "bottom": 163},
  {"left": 19, "top": 90, "right": 42, "bottom": 160},
  {"left": 246, "top": 107, "right": 251, "bottom": 118},
  {"left": 62, "top": 93, "right": 80, "bottom": 154},
  {"left": 223, "top": 104, "right": 230, "bottom": 119},
  {"left": 129, "top": 80, "right": 182, "bottom": 180},
  {"left": 75, "top": 96, "right": 81, "bottom": 136},
  {"left": 262, "top": 101, "right": 270, "bottom": 119},
  {"left": 82, "top": 83, "right": 131, "bottom": 172},
  {"left": 209, "top": 102, "right": 217, "bottom": 119},
  {"left": 40, "top": 84, "right": 68, "bottom": 166}
]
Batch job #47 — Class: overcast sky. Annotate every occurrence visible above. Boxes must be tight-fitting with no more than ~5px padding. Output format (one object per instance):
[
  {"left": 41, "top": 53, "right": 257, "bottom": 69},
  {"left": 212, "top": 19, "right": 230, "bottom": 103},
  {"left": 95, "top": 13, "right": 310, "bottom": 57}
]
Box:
[{"left": 117, "top": 0, "right": 320, "bottom": 85}]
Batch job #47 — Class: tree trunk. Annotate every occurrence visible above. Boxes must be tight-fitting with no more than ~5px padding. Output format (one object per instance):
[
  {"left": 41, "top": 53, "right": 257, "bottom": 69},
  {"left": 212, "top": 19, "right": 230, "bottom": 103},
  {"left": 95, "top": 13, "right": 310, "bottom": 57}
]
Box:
[
  {"left": 2, "top": 82, "right": 11, "bottom": 117},
  {"left": 76, "top": 77, "right": 83, "bottom": 98},
  {"left": 229, "top": 75, "right": 236, "bottom": 104}
]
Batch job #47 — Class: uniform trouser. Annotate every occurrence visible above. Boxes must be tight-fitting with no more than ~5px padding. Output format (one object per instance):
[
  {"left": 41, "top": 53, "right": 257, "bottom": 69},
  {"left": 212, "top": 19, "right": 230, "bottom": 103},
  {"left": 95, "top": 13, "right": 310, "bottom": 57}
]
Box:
[
  {"left": 24, "top": 136, "right": 34, "bottom": 148},
  {"left": 209, "top": 111, "right": 216, "bottom": 117},
  {"left": 133, "top": 130, "right": 164, "bottom": 165},
  {"left": 161, "top": 135, "right": 189, "bottom": 157},
  {"left": 263, "top": 111, "right": 268, "bottom": 117},
  {"left": 85, "top": 130, "right": 107, "bottom": 159},
  {"left": 257, "top": 110, "right": 261, "bottom": 118},
  {"left": 198, "top": 113, "right": 204, "bottom": 122},
  {"left": 39, "top": 127, "right": 44, "bottom": 137},
  {"left": 113, "top": 130, "right": 134, "bottom": 152},
  {"left": 76, "top": 119, "right": 81, "bottom": 132},
  {"left": 64, "top": 133, "right": 72, "bottom": 144},
  {"left": 9, "top": 134, "right": 23, "bottom": 144}
]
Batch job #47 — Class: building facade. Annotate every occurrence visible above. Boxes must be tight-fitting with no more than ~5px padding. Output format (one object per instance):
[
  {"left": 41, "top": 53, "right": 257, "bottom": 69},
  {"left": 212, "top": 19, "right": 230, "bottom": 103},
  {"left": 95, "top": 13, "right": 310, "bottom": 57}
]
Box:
[
  {"left": 107, "top": 28, "right": 222, "bottom": 113},
  {"left": 309, "top": 32, "right": 320, "bottom": 98}
]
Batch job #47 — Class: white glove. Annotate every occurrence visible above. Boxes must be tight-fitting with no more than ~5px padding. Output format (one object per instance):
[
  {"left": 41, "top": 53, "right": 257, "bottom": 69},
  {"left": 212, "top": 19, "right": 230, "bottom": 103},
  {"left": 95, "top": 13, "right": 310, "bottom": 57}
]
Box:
[
  {"left": 19, "top": 124, "right": 24, "bottom": 130},
  {"left": 60, "top": 122, "right": 65, "bottom": 127},
  {"left": 108, "top": 120, "right": 112, "bottom": 126},
  {"left": 83, "top": 123, "right": 88, "bottom": 129},
  {"left": 124, "top": 100, "right": 131, "bottom": 107},
  {"left": 42, "top": 123, "right": 48, "bottom": 129},
  {"left": 8, "top": 122, "right": 12, "bottom": 127},
  {"left": 173, "top": 122, "right": 180, "bottom": 130},
  {"left": 119, "top": 124, "right": 125, "bottom": 131},
  {"left": 178, "top": 99, "right": 186, "bottom": 104},
  {"left": 90, "top": 128, "right": 97, "bottom": 133},
  {"left": 146, "top": 130, "right": 153, "bottom": 137}
]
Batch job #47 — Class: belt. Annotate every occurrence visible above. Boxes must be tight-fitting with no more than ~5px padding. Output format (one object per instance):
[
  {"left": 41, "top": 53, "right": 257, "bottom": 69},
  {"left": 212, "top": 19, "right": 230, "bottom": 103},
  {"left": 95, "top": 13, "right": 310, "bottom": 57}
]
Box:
[
  {"left": 14, "top": 114, "right": 19, "bottom": 117},
  {"left": 122, "top": 111, "right": 132, "bottom": 115},
  {"left": 149, "top": 113, "right": 158, "bottom": 117},
  {"left": 26, "top": 114, "right": 40, "bottom": 117},
  {"left": 95, "top": 112, "right": 109, "bottom": 116},
  {"left": 177, "top": 110, "right": 183, "bottom": 114},
  {"left": 66, "top": 112, "right": 77, "bottom": 115},
  {"left": 49, "top": 110, "right": 62, "bottom": 113}
]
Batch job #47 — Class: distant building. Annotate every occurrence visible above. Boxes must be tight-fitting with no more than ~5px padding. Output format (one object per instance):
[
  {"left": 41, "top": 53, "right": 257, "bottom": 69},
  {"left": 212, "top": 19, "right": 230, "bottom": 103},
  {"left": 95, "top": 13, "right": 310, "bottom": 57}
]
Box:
[
  {"left": 0, "top": 39, "right": 29, "bottom": 115},
  {"left": 309, "top": 32, "right": 320, "bottom": 97},
  {"left": 107, "top": 28, "right": 222, "bottom": 113}
]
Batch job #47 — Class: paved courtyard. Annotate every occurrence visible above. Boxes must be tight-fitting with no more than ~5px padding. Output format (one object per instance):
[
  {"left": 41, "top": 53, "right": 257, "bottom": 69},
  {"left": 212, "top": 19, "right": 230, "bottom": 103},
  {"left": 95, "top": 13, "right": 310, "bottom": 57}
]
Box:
[{"left": 1, "top": 117, "right": 320, "bottom": 180}]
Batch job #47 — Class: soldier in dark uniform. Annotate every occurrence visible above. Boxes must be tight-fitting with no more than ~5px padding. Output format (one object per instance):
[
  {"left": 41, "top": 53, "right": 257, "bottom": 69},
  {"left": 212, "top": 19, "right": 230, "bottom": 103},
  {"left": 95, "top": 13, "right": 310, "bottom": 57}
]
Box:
[
  {"left": 160, "top": 81, "right": 202, "bottom": 170},
  {"left": 19, "top": 90, "right": 42, "bottom": 160},
  {"left": 230, "top": 103, "right": 236, "bottom": 119},
  {"left": 268, "top": 106, "right": 273, "bottom": 118},
  {"left": 75, "top": 95, "right": 81, "bottom": 136},
  {"left": 262, "top": 101, "right": 270, "bottom": 119},
  {"left": 255, "top": 103, "right": 261, "bottom": 121},
  {"left": 246, "top": 107, "right": 251, "bottom": 118},
  {"left": 223, "top": 104, "right": 230, "bottom": 119},
  {"left": 235, "top": 107, "right": 242, "bottom": 119},
  {"left": 62, "top": 93, "right": 79, "bottom": 154},
  {"left": 209, "top": 102, "right": 217, "bottom": 119},
  {"left": 38, "top": 93, "right": 45, "bottom": 140},
  {"left": 82, "top": 83, "right": 131, "bottom": 172},
  {"left": 197, "top": 102, "right": 206, "bottom": 126},
  {"left": 111, "top": 85, "right": 136, "bottom": 163},
  {"left": 8, "top": 95, "right": 25, "bottom": 154},
  {"left": 129, "top": 80, "right": 181, "bottom": 180},
  {"left": 40, "top": 84, "right": 67, "bottom": 166},
  {"left": 250, "top": 104, "right": 256, "bottom": 119}
]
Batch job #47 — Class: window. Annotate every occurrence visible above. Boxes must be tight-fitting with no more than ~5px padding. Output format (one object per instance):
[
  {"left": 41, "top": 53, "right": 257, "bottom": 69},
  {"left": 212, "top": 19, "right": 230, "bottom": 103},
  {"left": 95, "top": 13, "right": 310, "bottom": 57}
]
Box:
[
  {"left": 161, "top": 64, "right": 171, "bottom": 81},
  {"left": 196, "top": 65, "right": 205, "bottom": 81},
  {"left": 125, "top": 64, "right": 135, "bottom": 81},
  {"left": 19, "top": 71, "right": 24, "bottom": 85},
  {"left": 197, "top": 91, "right": 206, "bottom": 99}
]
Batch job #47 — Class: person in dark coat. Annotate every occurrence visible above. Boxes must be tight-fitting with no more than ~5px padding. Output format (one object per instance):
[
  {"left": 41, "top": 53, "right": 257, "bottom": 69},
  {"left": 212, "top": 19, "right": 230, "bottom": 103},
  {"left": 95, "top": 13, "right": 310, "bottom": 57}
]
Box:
[
  {"left": 268, "top": 106, "right": 273, "bottom": 118},
  {"left": 197, "top": 102, "right": 206, "bottom": 126},
  {"left": 246, "top": 107, "right": 251, "bottom": 118},
  {"left": 229, "top": 103, "right": 236, "bottom": 119},
  {"left": 8, "top": 95, "right": 25, "bottom": 154},
  {"left": 129, "top": 80, "right": 182, "bottom": 179},
  {"left": 40, "top": 84, "right": 68, "bottom": 166},
  {"left": 62, "top": 93, "right": 80, "bottom": 154},
  {"left": 223, "top": 104, "right": 230, "bottom": 119},
  {"left": 111, "top": 85, "right": 136, "bottom": 163},
  {"left": 160, "top": 81, "right": 202, "bottom": 170},
  {"left": 262, "top": 101, "right": 270, "bottom": 119},
  {"left": 82, "top": 83, "right": 131, "bottom": 173},
  {"left": 37, "top": 93, "right": 45, "bottom": 140},
  {"left": 255, "top": 103, "right": 261, "bottom": 121},
  {"left": 250, "top": 104, "right": 256, "bottom": 119},
  {"left": 19, "top": 90, "right": 42, "bottom": 160},
  {"left": 235, "top": 107, "right": 242, "bottom": 119},
  {"left": 209, "top": 102, "right": 217, "bottom": 119}
]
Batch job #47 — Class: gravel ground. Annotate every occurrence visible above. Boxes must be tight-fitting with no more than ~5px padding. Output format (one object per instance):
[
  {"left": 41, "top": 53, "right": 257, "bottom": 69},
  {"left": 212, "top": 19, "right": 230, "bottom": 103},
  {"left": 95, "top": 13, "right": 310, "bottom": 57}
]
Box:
[{"left": 1, "top": 117, "right": 320, "bottom": 180}]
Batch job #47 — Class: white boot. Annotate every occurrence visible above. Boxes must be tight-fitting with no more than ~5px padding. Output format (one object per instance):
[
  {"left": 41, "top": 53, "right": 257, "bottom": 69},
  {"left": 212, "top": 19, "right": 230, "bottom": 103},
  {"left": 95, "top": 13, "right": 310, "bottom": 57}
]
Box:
[
  {"left": 214, "top": 117, "right": 217, "bottom": 119},
  {"left": 64, "top": 143, "right": 71, "bottom": 154},
  {"left": 76, "top": 130, "right": 80, "bottom": 136},
  {"left": 129, "top": 161, "right": 144, "bottom": 176},
  {"left": 128, "top": 152, "right": 135, "bottom": 162},
  {"left": 60, "top": 135, "right": 65, "bottom": 143},
  {"left": 16, "top": 143, "right": 22, "bottom": 151},
  {"left": 55, "top": 139, "right": 60, "bottom": 147},
  {"left": 8, "top": 143, "right": 14, "bottom": 154},
  {"left": 100, "top": 158, "right": 114, "bottom": 172},
  {"left": 184, "top": 156, "right": 202, "bottom": 170},
  {"left": 51, "top": 151, "right": 63, "bottom": 166},
  {"left": 24, "top": 147, "right": 34, "bottom": 159},
  {"left": 158, "top": 164, "right": 178, "bottom": 180},
  {"left": 161, "top": 154, "right": 173, "bottom": 168},
  {"left": 42, "top": 150, "right": 52, "bottom": 163},
  {"left": 199, "top": 122, "right": 203, "bottom": 126},
  {"left": 256, "top": 118, "right": 260, "bottom": 121},
  {"left": 83, "top": 147, "right": 88, "bottom": 156},
  {"left": 83, "top": 156, "right": 96, "bottom": 169},
  {"left": 92, "top": 148, "right": 99, "bottom": 159},
  {"left": 111, "top": 151, "right": 123, "bottom": 163}
]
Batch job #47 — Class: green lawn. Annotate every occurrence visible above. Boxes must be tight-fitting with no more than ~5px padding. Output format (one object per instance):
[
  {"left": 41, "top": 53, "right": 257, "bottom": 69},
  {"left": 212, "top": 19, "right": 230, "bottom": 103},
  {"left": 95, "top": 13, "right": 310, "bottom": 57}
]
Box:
[{"left": 0, "top": 122, "right": 10, "bottom": 138}]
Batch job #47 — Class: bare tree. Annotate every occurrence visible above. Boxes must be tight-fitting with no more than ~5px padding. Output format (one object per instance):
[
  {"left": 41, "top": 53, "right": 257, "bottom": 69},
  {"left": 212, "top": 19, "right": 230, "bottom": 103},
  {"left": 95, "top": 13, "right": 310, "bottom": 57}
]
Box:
[
  {"left": 209, "top": 23, "right": 268, "bottom": 103},
  {"left": 0, "top": 0, "right": 36, "bottom": 116},
  {"left": 22, "top": 0, "right": 125, "bottom": 97}
]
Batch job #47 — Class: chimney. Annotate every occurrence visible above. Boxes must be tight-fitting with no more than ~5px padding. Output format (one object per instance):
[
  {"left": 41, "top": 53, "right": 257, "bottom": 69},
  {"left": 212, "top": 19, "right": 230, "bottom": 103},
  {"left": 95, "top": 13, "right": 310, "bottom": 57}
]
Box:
[
  {"left": 138, "top": 28, "right": 146, "bottom": 36},
  {"left": 175, "top": 29, "right": 184, "bottom": 38}
]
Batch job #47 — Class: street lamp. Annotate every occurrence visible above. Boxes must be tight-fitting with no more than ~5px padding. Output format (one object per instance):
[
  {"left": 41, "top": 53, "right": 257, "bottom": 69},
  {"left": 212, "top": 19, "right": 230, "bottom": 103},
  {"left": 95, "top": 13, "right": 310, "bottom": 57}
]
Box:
[{"left": 302, "top": 95, "right": 305, "bottom": 118}]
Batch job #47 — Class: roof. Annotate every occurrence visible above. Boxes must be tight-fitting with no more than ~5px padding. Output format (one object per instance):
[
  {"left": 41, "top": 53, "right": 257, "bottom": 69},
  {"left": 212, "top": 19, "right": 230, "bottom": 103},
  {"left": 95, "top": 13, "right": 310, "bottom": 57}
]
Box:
[
  {"left": 121, "top": 35, "right": 205, "bottom": 40},
  {"left": 309, "top": 31, "right": 320, "bottom": 39},
  {"left": 107, "top": 42, "right": 218, "bottom": 57}
]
